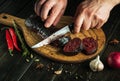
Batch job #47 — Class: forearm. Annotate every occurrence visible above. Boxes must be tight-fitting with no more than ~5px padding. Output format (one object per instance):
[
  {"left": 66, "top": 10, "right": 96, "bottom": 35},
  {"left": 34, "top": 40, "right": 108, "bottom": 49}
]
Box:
[
  {"left": 99, "top": 0, "right": 120, "bottom": 12},
  {"left": 108, "top": 0, "right": 120, "bottom": 6},
  {"left": 112, "top": 0, "right": 120, "bottom": 5}
]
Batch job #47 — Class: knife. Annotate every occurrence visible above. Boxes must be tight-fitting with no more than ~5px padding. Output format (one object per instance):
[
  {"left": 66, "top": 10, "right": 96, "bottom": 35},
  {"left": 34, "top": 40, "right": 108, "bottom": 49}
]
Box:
[
  {"left": 31, "top": 24, "right": 73, "bottom": 48},
  {"left": 25, "top": 14, "right": 53, "bottom": 39}
]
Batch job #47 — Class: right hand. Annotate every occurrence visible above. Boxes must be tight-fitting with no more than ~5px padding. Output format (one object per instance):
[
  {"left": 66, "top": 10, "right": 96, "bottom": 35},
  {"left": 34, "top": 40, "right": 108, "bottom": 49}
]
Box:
[
  {"left": 34, "top": 0, "right": 68, "bottom": 28},
  {"left": 73, "top": 0, "right": 116, "bottom": 33}
]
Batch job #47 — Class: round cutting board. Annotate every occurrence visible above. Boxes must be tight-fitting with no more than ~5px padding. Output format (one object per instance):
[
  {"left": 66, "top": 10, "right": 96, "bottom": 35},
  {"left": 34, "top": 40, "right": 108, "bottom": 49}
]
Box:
[{"left": 0, "top": 13, "right": 106, "bottom": 63}]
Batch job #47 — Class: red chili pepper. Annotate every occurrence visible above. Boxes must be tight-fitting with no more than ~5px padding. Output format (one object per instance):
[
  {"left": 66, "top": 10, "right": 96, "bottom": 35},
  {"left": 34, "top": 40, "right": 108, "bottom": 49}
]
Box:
[
  {"left": 5, "top": 30, "right": 14, "bottom": 55},
  {"left": 9, "top": 28, "right": 21, "bottom": 51}
]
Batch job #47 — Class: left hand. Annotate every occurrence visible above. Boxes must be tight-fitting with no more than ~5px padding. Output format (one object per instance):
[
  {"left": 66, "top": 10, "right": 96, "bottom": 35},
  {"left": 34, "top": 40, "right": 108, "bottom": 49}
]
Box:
[{"left": 34, "top": 0, "right": 67, "bottom": 28}]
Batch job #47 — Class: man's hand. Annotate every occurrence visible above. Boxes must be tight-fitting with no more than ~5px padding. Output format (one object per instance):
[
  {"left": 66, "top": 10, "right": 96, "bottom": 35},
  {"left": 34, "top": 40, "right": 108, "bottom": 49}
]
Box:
[
  {"left": 73, "top": 0, "right": 118, "bottom": 33},
  {"left": 34, "top": 0, "right": 67, "bottom": 28}
]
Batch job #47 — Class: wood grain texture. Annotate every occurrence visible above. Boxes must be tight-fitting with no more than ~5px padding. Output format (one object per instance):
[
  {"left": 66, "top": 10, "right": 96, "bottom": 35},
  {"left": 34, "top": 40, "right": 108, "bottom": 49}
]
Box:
[{"left": 0, "top": 13, "right": 106, "bottom": 63}]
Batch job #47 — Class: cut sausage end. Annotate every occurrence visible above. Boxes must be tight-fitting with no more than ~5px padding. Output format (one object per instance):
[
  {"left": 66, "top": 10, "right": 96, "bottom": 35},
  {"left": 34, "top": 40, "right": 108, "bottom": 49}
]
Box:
[
  {"left": 63, "top": 38, "right": 82, "bottom": 53},
  {"left": 82, "top": 37, "right": 98, "bottom": 55}
]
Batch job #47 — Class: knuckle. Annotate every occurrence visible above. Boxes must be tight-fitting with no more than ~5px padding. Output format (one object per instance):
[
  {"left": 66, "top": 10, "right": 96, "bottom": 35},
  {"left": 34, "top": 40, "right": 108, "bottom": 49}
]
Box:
[
  {"left": 99, "top": 18, "right": 105, "bottom": 23},
  {"left": 44, "top": 2, "right": 51, "bottom": 8},
  {"left": 51, "top": 10, "right": 56, "bottom": 16},
  {"left": 42, "top": 16, "right": 46, "bottom": 20},
  {"left": 37, "top": 1, "right": 42, "bottom": 7},
  {"left": 40, "top": 14, "right": 45, "bottom": 20},
  {"left": 96, "top": 15, "right": 105, "bottom": 21}
]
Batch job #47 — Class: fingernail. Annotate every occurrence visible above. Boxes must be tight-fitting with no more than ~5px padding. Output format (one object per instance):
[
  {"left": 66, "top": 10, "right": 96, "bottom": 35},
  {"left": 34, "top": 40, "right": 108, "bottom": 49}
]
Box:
[
  {"left": 45, "top": 23, "right": 50, "bottom": 28},
  {"left": 41, "top": 18, "right": 44, "bottom": 21},
  {"left": 73, "top": 30, "right": 78, "bottom": 34},
  {"left": 97, "top": 27, "right": 100, "bottom": 29},
  {"left": 85, "top": 27, "right": 89, "bottom": 30}
]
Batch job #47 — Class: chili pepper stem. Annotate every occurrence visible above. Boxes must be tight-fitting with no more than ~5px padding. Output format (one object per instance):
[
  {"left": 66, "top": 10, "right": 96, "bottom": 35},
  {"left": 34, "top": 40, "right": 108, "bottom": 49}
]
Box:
[
  {"left": 1, "top": 27, "right": 9, "bottom": 31},
  {"left": 8, "top": 50, "right": 13, "bottom": 56}
]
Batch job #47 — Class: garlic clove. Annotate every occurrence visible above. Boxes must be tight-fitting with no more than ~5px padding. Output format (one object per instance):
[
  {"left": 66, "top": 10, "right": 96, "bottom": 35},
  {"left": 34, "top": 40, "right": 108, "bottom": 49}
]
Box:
[
  {"left": 97, "top": 61, "right": 104, "bottom": 71},
  {"left": 89, "top": 55, "right": 104, "bottom": 72}
]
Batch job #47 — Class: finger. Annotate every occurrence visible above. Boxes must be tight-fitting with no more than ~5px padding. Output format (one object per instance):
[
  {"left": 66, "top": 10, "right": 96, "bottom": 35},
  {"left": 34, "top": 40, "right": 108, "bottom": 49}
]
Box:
[
  {"left": 34, "top": 0, "right": 40, "bottom": 14},
  {"left": 91, "top": 15, "right": 100, "bottom": 29},
  {"left": 35, "top": 0, "right": 46, "bottom": 16},
  {"left": 73, "top": 5, "right": 85, "bottom": 33},
  {"left": 82, "top": 17, "right": 91, "bottom": 30},
  {"left": 91, "top": 20, "right": 99, "bottom": 28},
  {"left": 74, "top": 14, "right": 84, "bottom": 33},
  {"left": 40, "top": 1, "right": 55, "bottom": 21},
  {"left": 74, "top": 7, "right": 79, "bottom": 20},
  {"left": 96, "top": 20, "right": 104, "bottom": 29},
  {"left": 53, "top": 8, "right": 65, "bottom": 26},
  {"left": 44, "top": 5, "right": 62, "bottom": 28}
]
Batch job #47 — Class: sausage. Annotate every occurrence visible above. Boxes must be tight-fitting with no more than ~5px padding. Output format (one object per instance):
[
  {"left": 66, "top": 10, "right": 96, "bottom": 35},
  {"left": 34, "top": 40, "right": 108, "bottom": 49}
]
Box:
[
  {"left": 52, "top": 36, "right": 98, "bottom": 56},
  {"left": 63, "top": 38, "right": 82, "bottom": 53},
  {"left": 82, "top": 37, "right": 98, "bottom": 55}
]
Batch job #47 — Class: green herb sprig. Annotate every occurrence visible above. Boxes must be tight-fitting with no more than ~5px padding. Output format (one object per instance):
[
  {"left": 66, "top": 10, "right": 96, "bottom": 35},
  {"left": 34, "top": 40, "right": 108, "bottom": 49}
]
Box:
[{"left": 12, "top": 20, "right": 30, "bottom": 56}]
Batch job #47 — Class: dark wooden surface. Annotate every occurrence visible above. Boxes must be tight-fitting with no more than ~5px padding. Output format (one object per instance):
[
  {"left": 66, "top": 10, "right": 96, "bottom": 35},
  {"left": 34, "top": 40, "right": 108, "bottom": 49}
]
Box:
[{"left": 0, "top": 0, "right": 120, "bottom": 81}]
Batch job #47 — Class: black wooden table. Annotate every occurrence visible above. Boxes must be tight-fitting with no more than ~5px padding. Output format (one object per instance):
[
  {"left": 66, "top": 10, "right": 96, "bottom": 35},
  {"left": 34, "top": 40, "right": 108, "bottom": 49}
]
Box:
[{"left": 0, "top": 0, "right": 120, "bottom": 81}]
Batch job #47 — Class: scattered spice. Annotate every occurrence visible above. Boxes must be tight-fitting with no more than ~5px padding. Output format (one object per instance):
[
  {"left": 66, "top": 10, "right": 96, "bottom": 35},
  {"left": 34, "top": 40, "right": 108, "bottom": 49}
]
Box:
[
  {"left": 51, "top": 67, "right": 54, "bottom": 70},
  {"left": 51, "top": 62, "right": 55, "bottom": 65},
  {"left": 65, "top": 70, "right": 68, "bottom": 73},
  {"left": 109, "top": 39, "right": 119, "bottom": 45},
  {"left": 34, "top": 59, "right": 40, "bottom": 62},
  {"left": 26, "top": 59, "right": 30, "bottom": 62},
  {"left": 87, "top": 72, "right": 92, "bottom": 80},
  {"left": 69, "top": 71, "right": 72, "bottom": 75},
  {"left": 54, "top": 69, "right": 63, "bottom": 75},
  {"left": 47, "top": 69, "right": 50, "bottom": 71},
  {"left": 36, "top": 63, "right": 44, "bottom": 69},
  {"left": 30, "top": 54, "right": 34, "bottom": 59},
  {"left": 75, "top": 76, "right": 78, "bottom": 79},
  {"left": 79, "top": 75, "right": 83, "bottom": 79},
  {"left": 46, "top": 64, "right": 50, "bottom": 69}
]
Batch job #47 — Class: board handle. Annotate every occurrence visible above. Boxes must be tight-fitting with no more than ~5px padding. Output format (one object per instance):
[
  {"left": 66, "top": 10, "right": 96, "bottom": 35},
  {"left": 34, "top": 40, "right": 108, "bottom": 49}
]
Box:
[{"left": 0, "top": 13, "right": 25, "bottom": 29}]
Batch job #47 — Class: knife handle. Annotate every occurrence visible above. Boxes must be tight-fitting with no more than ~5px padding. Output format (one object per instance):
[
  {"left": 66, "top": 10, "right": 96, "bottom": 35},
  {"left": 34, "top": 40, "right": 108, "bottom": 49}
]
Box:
[
  {"left": 25, "top": 14, "right": 56, "bottom": 39},
  {"left": 69, "top": 23, "right": 74, "bottom": 32}
]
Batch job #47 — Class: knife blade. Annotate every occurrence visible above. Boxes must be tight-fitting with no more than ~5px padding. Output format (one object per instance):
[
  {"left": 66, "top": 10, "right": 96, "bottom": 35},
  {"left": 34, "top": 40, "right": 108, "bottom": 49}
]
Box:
[
  {"left": 31, "top": 24, "right": 73, "bottom": 48},
  {"left": 25, "top": 14, "right": 54, "bottom": 39}
]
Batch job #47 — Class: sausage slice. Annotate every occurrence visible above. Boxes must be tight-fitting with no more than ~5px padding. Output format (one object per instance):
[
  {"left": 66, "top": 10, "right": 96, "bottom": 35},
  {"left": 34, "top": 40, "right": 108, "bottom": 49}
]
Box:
[
  {"left": 63, "top": 38, "right": 82, "bottom": 53},
  {"left": 82, "top": 37, "right": 98, "bottom": 55}
]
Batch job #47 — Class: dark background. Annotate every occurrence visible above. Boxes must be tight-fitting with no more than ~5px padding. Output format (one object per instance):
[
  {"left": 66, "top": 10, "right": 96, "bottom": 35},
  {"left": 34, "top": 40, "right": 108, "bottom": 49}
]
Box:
[{"left": 0, "top": 0, "right": 120, "bottom": 81}]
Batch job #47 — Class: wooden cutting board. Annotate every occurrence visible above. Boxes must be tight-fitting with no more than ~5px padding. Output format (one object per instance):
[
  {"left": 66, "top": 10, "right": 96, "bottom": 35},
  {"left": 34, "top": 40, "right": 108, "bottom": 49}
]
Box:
[{"left": 0, "top": 13, "right": 106, "bottom": 63}]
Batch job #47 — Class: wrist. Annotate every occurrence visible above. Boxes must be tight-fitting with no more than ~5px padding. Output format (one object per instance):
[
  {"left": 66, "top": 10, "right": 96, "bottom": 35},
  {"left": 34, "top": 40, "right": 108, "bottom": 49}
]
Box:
[
  {"left": 112, "top": 0, "right": 120, "bottom": 5},
  {"left": 102, "top": 0, "right": 119, "bottom": 11},
  {"left": 108, "top": 0, "right": 120, "bottom": 7}
]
